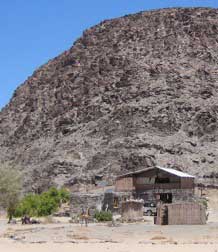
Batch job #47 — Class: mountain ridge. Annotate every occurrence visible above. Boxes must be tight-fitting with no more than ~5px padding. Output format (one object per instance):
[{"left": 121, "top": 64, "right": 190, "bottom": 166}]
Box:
[{"left": 1, "top": 7, "right": 218, "bottom": 191}]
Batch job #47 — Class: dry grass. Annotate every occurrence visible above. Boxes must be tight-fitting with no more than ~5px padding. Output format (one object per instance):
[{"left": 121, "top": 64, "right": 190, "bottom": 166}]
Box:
[
  {"left": 150, "top": 236, "right": 167, "bottom": 240},
  {"left": 71, "top": 234, "right": 89, "bottom": 240}
]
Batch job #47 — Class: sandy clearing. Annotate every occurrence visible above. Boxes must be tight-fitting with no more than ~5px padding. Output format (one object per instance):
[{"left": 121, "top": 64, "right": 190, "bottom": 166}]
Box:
[
  {"left": 0, "top": 240, "right": 218, "bottom": 252},
  {"left": 3, "top": 221, "right": 218, "bottom": 243}
]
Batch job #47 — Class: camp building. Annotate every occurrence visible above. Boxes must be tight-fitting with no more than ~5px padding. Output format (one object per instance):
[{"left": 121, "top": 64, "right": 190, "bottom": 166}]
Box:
[{"left": 115, "top": 166, "right": 195, "bottom": 204}]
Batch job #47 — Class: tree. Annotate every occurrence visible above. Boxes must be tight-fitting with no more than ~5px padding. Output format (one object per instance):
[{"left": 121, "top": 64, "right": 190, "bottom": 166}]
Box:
[{"left": 0, "top": 163, "right": 22, "bottom": 222}]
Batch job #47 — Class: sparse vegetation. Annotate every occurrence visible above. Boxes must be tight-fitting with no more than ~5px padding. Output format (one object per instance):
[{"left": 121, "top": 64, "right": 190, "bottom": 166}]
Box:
[
  {"left": 14, "top": 187, "right": 70, "bottom": 217},
  {"left": 94, "top": 210, "right": 112, "bottom": 222}
]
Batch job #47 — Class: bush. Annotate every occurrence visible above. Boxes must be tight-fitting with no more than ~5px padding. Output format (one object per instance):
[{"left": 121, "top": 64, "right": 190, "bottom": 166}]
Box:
[
  {"left": 199, "top": 198, "right": 208, "bottom": 209},
  {"left": 14, "top": 194, "right": 40, "bottom": 217},
  {"left": 58, "top": 188, "right": 70, "bottom": 203},
  {"left": 14, "top": 187, "right": 70, "bottom": 217},
  {"left": 94, "top": 211, "right": 112, "bottom": 222}
]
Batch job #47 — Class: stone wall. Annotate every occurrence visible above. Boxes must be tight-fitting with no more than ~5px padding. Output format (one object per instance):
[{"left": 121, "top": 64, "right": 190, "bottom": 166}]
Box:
[
  {"left": 70, "top": 192, "right": 104, "bottom": 216},
  {"left": 70, "top": 188, "right": 195, "bottom": 217},
  {"left": 121, "top": 200, "right": 144, "bottom": 221},
  {"left": 137, "top": 189, "right": 195, "bottom": 203},
  {"left": 70, "top": 191, "right": 132, "bottom": 215}
]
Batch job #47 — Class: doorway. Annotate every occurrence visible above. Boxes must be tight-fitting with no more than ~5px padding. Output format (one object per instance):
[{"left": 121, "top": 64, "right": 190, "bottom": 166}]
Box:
[
  {"left": 161, "top": 205, "right": 168, "bottom": 225},
  {"left": 160, "top": 193, "right": 172, "bottom": 203}
]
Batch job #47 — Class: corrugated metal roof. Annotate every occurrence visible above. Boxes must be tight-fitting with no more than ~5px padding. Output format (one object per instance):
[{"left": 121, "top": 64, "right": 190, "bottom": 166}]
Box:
[
  {"left": 156, "top": 166, "right": 195, "bottom": 178},
  {"left": 117, "top": 166, "right": 195, "bottom": 179},
  {"left": 116, "top": 168, "right": 151, "bottom": 178}
]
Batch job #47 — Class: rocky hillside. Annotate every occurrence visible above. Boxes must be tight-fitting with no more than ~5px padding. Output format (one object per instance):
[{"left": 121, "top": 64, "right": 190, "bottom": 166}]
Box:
[{"left": 1, "top": 7, "right": 218, "bottom": 192}]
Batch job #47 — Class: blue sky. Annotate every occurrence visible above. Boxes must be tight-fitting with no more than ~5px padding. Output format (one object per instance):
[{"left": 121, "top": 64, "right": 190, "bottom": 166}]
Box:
[{"left": 1, "top": 0, "right": 218, "bottom": 109}]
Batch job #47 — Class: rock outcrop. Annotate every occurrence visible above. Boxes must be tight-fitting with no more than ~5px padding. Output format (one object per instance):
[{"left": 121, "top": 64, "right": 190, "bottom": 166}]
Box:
[{"left": 1, "top": 8, "right": 218, "bottom": 191}]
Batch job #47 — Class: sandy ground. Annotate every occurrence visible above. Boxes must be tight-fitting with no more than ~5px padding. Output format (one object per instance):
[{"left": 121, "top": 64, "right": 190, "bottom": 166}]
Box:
[
  {"left": 0, "top": 241, "right": 218, "bottom": 252},
  {"left": 1, "top": 220, "right": 218, "bottom": 252},
  {"left": 0, "top": 188, "right": 218, "bottom": 252}
]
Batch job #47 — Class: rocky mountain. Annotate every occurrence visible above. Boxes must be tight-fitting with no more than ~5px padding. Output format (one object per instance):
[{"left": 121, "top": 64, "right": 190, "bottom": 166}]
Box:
[{"left": 1, "top": 7, "right": 218, "bottom": 192}]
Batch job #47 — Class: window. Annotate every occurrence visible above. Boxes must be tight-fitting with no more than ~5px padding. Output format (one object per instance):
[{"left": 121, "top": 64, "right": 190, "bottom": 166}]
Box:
[
  {"left": 155, "top": 177, "right": 170, "bottom": 183},
  {"left": 136, "top": 177, "right": 155, "bottom": 184}
]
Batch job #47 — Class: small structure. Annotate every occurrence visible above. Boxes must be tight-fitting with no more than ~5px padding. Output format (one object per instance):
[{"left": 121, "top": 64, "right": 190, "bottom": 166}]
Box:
[
  {"left": 121, "top": 199, "right": 144, "bottom": 222},
  {"left": 156, "top": 202, "right": 206, "bottom": 225},
  {"left": 115, "top": 166, "right": 195, "bottom": 203},
  {"left": 103, "top": 191, "right": 131, "bottom": 212}
]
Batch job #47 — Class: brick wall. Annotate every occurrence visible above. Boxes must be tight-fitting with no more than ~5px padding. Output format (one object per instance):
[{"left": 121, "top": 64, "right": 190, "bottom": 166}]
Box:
[{"left": 115, "top": 177, "right": 134, "bottom": 192}]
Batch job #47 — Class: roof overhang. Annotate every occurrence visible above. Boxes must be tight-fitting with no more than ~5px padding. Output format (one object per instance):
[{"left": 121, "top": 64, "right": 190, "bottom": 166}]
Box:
[{"left": 116, "top": 166, "right": 195, "bottom": 180}]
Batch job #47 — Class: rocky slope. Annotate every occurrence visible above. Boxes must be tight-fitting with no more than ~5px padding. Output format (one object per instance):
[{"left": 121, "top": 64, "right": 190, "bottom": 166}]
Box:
[{"left": 1, "top": 7, "right": 218, "bottom": 191}]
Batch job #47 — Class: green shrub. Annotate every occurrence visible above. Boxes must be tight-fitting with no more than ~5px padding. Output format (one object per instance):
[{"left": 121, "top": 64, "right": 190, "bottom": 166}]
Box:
[
  {"left": 199, "top": 198, "right": 208, "bottom": 209},
  {"left": 14, "top": 194, "right": 40, "bottom": 217},
  {"left": 58, "top": 188, "right": 70, "bottom": 203},
  {"left": 94, "top": 211, "right": 112, "bottom": 222},
  {"left": 37, "top": 193, "right": 59, "bottom": 216},
  {"left": 14, "top": 187, "right": 70, "bottom": 217}
]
